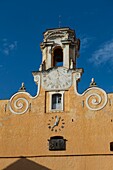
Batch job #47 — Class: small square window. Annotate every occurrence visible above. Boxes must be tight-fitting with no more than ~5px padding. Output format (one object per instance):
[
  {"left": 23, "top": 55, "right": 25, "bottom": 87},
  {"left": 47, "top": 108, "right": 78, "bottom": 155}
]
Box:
[
  {"left": 52, "top": 94, "right": 62, "bottom": 110},
  {"left": 48, "top": 136, "right": 66, "bottom": 151},
  {"left": 49, "top": 92, "right": 64, "bottom": 112}
]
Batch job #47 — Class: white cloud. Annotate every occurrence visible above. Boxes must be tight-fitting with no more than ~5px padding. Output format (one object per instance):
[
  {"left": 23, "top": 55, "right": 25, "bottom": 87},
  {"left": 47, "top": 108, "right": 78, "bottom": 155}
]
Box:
[
  {"left": 2, "top": 38, "right": 7, "bottom": 42},
  {"left": 80, "top": 37, "right": 89, "bottom": 49},
  {"left": 79, "top": 36, "right": 93, "bottom": 53},
  {"left": 0, "top": 39, "right": 17, "bottom": 56},
  {"left": 3, "top": 48, "right": 9, "bottom": 55},
  {"left": 89, "top": 39, "right": 113, "bottom": 66}
]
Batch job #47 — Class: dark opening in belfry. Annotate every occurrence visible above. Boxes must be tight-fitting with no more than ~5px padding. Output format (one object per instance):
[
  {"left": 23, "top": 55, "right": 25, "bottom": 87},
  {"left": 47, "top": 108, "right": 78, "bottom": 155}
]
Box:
[{"left": 53, "top": 47, "right": 63, "bottom": 67}]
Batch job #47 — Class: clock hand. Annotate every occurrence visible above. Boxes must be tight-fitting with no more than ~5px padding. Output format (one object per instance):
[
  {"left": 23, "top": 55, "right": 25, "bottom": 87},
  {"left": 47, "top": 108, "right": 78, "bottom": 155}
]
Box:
[
  {"left": 51, "top": 122, "right": 57, "bottom": 130},
  {"left": 51, "top": 116, "right": 61, "bottom": 130},
  {"left": 55, "top": 116, "right": 61, "bottom": 125}
]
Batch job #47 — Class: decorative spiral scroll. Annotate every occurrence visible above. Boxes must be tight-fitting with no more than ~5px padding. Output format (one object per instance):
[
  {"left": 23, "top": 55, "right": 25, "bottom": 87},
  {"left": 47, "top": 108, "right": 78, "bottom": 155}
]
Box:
[
  {"left": 9, "top": 93, "right": 29, "bottom": 114},
  {"left": 85, "top": 88, "right": 108, "bottom": 111}
]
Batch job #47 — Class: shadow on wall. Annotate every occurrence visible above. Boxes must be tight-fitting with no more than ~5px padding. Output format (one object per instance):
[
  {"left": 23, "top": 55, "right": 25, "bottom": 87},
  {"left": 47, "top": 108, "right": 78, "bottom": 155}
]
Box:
[{"left": 3, "top": 158, "right": 51, "bottom": 170}]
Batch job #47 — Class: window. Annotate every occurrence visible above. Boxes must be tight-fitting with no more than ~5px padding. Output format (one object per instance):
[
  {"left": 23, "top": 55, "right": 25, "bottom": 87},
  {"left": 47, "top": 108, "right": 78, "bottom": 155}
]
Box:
[
  {"left": 48, "top": 136, "right": 66, "bottom": 151},
  {"left": 52, "top": 94, "right": 62, "bottom": 110},
  {"left": 50, "top": 92, "right": 64, "bottom": 111},
  {"left": 53, "top": 47, "right": 63, "bottom": 67}
]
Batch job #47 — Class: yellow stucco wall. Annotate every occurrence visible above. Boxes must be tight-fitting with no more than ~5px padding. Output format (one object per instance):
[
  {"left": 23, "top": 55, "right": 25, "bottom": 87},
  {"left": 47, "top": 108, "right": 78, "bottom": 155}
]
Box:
[
  {"left": 1, "top": 156, "right": 113, "bottom": 170},
  {"left": 0, "top": 70, "right": 113, "bottom": 169}
]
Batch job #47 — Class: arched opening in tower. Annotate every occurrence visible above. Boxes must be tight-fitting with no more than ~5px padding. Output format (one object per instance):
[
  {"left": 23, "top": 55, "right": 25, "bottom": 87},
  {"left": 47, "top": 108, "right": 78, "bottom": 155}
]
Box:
[{"left": 53, "top": 47, "right": 63, "bottom": 67}]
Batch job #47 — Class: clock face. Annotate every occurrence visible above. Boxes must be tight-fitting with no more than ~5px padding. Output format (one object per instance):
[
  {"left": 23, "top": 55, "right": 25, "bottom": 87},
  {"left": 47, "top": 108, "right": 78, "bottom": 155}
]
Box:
[
  {"left": 42, "top": 67, "right": 72, "bottom": 90},
  {"left": 47, "top": 115, "right": 65, "bottom": 132}
]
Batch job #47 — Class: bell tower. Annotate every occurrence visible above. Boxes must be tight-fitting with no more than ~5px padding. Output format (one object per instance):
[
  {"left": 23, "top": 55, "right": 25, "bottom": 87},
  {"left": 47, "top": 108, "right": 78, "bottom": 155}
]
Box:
[
  {"left": 32, "top": 27, "right": 83, "bottom": 112},
  {"left": 33, "top": 27, "right": 83, "bottom": 94},
  {"left": 39, "top": 27, "right": 80, "bottom": 71}
]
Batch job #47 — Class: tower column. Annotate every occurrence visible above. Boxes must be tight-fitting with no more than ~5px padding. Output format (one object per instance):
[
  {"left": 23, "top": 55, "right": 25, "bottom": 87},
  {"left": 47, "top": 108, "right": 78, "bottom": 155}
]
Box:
[
  {"left": 63, "top": 44, "right": 70, "bottom": 68},
  {"left": 46, "top": 46, "right": 52, "bottom": 69}
]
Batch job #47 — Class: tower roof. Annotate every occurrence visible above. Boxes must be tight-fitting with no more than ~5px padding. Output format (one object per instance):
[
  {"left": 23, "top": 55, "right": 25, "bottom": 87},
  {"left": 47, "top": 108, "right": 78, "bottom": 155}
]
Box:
[
  {"left": 43, "top": 27, "right": 76, "bottom": 41},
  {"left": 44, "top": 27, "right": 75, "bottom": 33}
]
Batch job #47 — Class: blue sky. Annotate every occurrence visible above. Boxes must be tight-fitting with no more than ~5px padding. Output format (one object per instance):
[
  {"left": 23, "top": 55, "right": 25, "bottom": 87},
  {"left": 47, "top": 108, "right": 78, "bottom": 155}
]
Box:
[{"left": 0, "top": 0, "right": 113, "bottom": 99}]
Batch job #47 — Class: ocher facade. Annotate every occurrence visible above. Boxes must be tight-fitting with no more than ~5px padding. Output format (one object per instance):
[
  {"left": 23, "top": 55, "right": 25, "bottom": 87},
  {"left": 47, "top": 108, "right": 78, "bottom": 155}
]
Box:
[{"left": 0, "top": 28, "right": 113, "bottom": 170}]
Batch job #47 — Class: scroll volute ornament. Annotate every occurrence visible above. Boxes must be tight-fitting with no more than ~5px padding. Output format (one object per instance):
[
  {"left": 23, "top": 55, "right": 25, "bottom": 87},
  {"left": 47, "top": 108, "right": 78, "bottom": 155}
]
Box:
[
  {"left": 9, "top": 92, "right": 30, "bottom": 114},
  {"left": 85, "top": 87, "right": 108, "bottom": 111}
]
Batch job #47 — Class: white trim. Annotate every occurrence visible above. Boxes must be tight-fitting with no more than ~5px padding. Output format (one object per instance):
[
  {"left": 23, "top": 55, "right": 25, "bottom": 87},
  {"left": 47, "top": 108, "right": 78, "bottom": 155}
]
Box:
[
  {"left": 8, "top": 75, "right": 41, "bottom": 115},
  {"left": 49, "top": 91, "right": 64, "bottom": 112},
  {"left": 8, "top": 92, "right": 30, "bottom": 115},
  {"left": 73, "top": 74, "right": 108, "bottom": 111},
  {"left": 32, "top": 75, "right": 41, "bottom": 98},
  {"left": 85, "top": 90, "right": 108, "bottom": 111}
]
